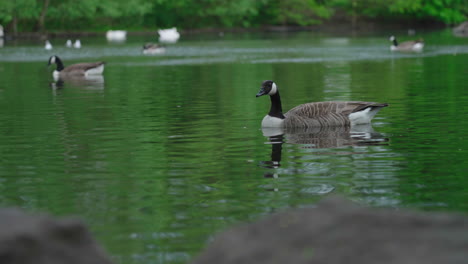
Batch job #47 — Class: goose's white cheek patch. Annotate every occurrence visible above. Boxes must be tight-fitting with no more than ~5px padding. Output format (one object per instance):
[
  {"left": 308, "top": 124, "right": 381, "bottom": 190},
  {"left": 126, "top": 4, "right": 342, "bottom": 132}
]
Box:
[{"left": 268, "top": 83, "right": 277, "bottom": 95}]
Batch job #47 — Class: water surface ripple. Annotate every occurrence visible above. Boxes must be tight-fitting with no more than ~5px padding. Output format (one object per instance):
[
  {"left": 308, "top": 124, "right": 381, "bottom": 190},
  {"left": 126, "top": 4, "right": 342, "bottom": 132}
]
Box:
[{"left": 0, "top": 30, "right": 467, "bottom": 264}]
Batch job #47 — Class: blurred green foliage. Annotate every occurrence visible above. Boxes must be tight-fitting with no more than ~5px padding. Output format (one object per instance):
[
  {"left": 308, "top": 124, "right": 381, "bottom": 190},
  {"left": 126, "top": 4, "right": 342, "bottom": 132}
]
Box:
[{"left": 0, "top": 0, "right": 466, "bottom": 33}]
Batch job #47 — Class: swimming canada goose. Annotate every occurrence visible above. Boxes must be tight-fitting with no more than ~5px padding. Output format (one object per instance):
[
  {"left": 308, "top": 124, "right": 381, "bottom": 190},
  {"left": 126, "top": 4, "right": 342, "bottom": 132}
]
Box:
[
  {"left": 389, "top": 36, "right": 424, "bottom": 52},
  {"left": 65, "top": 39, "right": 72, "bottom": 47},
  {"left": 106, "top": 30, "right": 127, "bottom": 42},
  {"left": 45, "top": 40, "right": 53, "bottom": 50},
  {"left": 256, "top": 80, "right": 388, "bottom": 128},
  {"left": 73, "top": 39, "right": 81, "bottom": 49},
  {"left": 47, "top": 55, "right": 104, "bottom": 80},
  {"left": 142, "top": 43, "right": 166, "bottom": 55},
  {"left": 158, "top": 27, "right": 180, "bottom": 43}
]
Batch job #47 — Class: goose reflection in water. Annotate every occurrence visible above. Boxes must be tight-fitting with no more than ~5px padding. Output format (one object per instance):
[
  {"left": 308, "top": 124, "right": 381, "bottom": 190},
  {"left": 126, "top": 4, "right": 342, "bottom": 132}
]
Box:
[
  {"left": 50, "top": 75, "right": 105, "bottom": 90},
  {"left": 259, "top": 124, "right": 389, "bottom": 172}
]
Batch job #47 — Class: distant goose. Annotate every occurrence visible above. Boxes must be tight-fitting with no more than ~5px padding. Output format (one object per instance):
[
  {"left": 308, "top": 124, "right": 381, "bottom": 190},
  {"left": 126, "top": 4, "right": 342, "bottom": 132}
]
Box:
[
  {"left": 73, "top": 39, "right": 81, "bottom": 49},
  {"left": 47, "top": 55, "right": 104, "bottom": 80},
  {"left": 66, "top": 39, "right": 72, "bottom": 47},
  {"left": 106, "top": 30, "right": 127, "bottom": 42},
  {"left": 45, "top": 40, "right": 53, "bottom": 50},
  {"left": 158, "top": 27, "right": 180, "bottom": 43},
  {"left": 256, "top": 80, "right": 388, "bottom": 128},
  {"left": 142, "top": 43, "right": 166, "bottom": 54},
  {"left": 389, "top": 36, "right": 424, "bottom": 52}
]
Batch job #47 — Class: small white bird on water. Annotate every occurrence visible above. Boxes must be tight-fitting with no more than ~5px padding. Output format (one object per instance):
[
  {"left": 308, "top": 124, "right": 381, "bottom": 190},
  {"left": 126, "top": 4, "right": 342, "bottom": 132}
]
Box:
[
  {"left": 158, "top": 27, "right": 180, "bottom": 43},
  {"left": 66, "top": 39, "right": 72, "bottom": 47},
  {"left": 73, "top": 39, "right": 81, "bottom": 49},
  {"left": 45, "top": 40, "right": 53, "bottom": 50},
  {"left": 106, "top": 30, "right": 127, "bottom": 42}
]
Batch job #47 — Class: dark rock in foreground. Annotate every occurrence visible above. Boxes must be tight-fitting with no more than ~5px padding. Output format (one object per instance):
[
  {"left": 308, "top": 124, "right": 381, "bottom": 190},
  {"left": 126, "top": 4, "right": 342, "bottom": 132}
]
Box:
[
  {"left": 191, "top": 196, "right": 468, "bottom": 264},
  {"left": 0, "top": 208, "right": 113, "bottom": 264},
  {"left": 453, "top": 21, "right": 468, "bottom": 37}
]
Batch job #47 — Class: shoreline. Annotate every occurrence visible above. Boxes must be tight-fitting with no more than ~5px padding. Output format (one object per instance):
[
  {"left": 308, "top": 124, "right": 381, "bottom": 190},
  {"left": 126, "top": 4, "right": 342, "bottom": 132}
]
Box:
[{"left": 4, "top": 19, "right": 450, "bottom": 40}]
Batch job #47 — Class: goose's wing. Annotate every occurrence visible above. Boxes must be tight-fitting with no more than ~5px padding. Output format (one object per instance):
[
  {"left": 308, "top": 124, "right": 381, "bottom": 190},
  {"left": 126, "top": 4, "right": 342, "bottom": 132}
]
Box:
[
  {"left": 285, "top": 101, "right": 387, "bottom": 127},
  {"left": 286, "top": 101, "right": 382, "bottom": 117},
  {"left": 62, "top": 62, "right": 105, "bottom": 74}
]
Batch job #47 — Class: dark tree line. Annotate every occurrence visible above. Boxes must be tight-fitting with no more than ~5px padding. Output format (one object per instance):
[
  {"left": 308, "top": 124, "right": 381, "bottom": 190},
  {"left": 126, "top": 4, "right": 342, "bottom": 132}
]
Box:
[{"left": 0, "top": 0, "right": 466, "bottom": 34}]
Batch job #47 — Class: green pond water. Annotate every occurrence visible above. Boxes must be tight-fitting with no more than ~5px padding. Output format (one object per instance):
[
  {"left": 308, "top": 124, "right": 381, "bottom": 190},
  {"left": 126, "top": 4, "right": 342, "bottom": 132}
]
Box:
[{"left": 0, "top": 29, "right": 467, "bottom": 263}]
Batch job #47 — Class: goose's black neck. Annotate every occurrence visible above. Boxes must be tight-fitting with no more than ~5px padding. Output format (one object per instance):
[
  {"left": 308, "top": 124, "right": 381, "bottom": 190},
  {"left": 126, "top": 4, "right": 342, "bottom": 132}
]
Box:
[
  {"left": 269, "top": 91, "right": 285, "bottom": 119},
  {"left": 55, "top": 57, "right": 65, "bottom": 71},
  {"left": 392, "top": 38, "right": 398, "bottom": 46}
]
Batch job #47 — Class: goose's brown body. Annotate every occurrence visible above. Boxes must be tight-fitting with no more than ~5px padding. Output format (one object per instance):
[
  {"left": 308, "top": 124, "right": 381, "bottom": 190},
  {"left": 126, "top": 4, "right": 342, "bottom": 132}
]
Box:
[
  {"left": 59, "top": 62, "right": 105, "bottom": 76},
  {"left": 284, "top": 101, "right": 388, "bottom": 127}
]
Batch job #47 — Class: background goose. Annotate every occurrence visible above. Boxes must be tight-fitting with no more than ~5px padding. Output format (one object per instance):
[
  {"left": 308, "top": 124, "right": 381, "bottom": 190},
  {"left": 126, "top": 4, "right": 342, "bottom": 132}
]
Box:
[
  {"left": 389, "top": 36, "right": 424, "bottom": 52},
  {"left": 45, "top": 40, "right": 53, "bottom": 50},
  {"left": 142, "top": 43, "right": 165, "bottom": 54},
  {"left": 65, "top": 39, "right": 72, "bottom": 47},
  {"left": 256, "top": 80, "right": 388, "bottom": 128},
  {"left": 47, "top": 55, "right": 104, "bottom": 80}
]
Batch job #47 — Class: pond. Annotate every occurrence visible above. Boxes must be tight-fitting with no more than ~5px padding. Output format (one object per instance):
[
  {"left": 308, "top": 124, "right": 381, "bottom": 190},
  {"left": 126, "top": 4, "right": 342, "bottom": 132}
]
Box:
[{"left": 0, "top": 29, "right": 467, "bottom": 263}]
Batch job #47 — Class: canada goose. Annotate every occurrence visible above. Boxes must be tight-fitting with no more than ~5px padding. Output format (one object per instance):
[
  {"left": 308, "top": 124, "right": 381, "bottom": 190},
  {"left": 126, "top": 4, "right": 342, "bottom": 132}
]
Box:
[
  {"left": 142, "top": 43, "right": 166, "bottom": 55},
  {"left": 0, "top": 24, "right": 4, "bottom": 38},
  {"left": 47, "top": 55, "right": 104, "bottom": 80},
  {"left": 45, "top": 40, "right": 53, "bottom": 50},
  {"left": 256, "top": 80, "right": 388, "bottom": 128},
  {"left": 73, "top": 39, "right": 81, "bottom": 49},
  {"left": 389, "top": 36, "right": 424, "bottom": 52},
  {"left": 66, "top": 39, "right": 72, "bottom": 47},
  {"left": 106, "top": 30, "right": 127, "bottom": 42},
  {"left": 158, "top": 27, "right": 180, "bottom": 43}
]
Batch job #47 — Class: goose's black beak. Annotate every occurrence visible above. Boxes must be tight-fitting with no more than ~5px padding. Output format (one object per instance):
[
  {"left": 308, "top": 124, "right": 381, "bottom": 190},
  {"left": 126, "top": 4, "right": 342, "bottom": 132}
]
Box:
[{"left": 256, "top": 87, "right": 267, "bottom": 97}]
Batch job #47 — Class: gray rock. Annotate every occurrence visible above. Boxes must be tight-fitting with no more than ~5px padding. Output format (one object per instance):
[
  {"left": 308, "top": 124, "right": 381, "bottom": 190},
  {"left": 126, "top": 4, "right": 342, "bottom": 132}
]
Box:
[
  {"left": 191, "top": 196, "right": 468, "bottom": 264},
  {"left": 0, "top": 208, "right": 113, "bottom": 264},
  {"left": 453, "top": 21, "right": 468, "bottom": 37}
]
